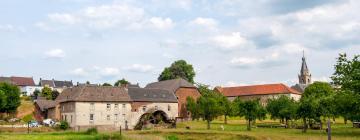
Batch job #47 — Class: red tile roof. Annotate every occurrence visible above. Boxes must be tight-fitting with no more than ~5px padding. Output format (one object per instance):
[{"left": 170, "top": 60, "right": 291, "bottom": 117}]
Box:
[
  {"left": 10, "top": 76, "right": 35, "bottom": 86},
  {"left": 215, "top": 83, "right": 301, "bottom": 97}
]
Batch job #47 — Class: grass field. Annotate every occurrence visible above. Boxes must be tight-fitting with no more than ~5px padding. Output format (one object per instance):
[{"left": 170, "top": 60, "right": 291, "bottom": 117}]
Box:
[{"left": 1, "top": 117, "right": 359, "bottom": 140}]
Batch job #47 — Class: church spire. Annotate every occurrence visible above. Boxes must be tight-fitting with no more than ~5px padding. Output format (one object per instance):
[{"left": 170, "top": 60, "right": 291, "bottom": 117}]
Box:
[{"left": 298, "top": 51, "right": 311, "bottom": 85}]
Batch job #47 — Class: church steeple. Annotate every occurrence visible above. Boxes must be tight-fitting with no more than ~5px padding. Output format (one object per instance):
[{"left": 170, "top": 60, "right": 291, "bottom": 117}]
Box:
[{"left": 298, "top": 51, "right": 311, "bottom": 85}]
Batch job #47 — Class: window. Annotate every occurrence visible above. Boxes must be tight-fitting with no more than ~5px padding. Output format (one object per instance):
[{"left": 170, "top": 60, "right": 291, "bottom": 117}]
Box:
[
  {"left": 155, "top": 106, "right": 158, "bottom": 110},
  {"left": 114, "top": 104, "right": 119, "bottom": 109},
  {"left": 62, "top": 106, "right": 65, "bottom": 111},
  {"left": 106, "top": 115, "right": 110, "bottom": 120},
  {"left": 90, "top": 114, "right": 94, "bottom": 121},
  {"left": 106, "top": 104, "right": 111, "bottom": 110},
  {"left": 70, "top": 115, "right": 73, "bottom": 123},
  {"left": 90, "top": 103, "right": 95, "bottom": 110},
  {"left": 122, "top": 104, "right": 126, "bottom": 109},
  {"left": 64, "top": 115, "right": 67, "bottom": 121},
  {"left": 168, "top": 105, "right": 171, "bottom": 111},
  {"left": 114, "top": 114, "right": 118, "bottom": 121},
  {"left": 142, "top": 106, "right": 146, "bottom": 112}
]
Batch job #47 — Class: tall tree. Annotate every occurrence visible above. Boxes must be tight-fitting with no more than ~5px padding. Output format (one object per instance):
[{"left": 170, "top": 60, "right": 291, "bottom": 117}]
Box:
[
  {"left": 51, "top": 90, "right": 60, "bottom": 100},
  {"left": 41, "top": 86, "right": 53, "bottom": 100},
  {"left": 219, "top": 95, "right": 233, "bottom": 124},
  {"left": 197, "top": 85, "right": 222, "bottom": 129},
  {"left": 0, "top": 82, "right": 21, "bottom": 113},
  {"left": 186, "top": 96, "right": 200, "bottom": 120},
  {"left": 233, "top": 98, "right": 266, "bottom": 131},
  {"left": 298, "top": 82, "right": 335, "bottom": 132},
  {"left": 0, "top": 90, "right": 7, "bottom": 111},
  {"left": 331, "top": 53, "right": 360, "bottom": 122},
  {"left": 114, "top": 78, "right": 129, "bottom": 87},
  {"left": 266, "top": 95, "right": 298, "bottom": 128},
  {"left": 102, "top": 83, "right": 112, "bottom": 86},
  {"left": 158, "top": 60, "right": 196, "bottom": 83}
]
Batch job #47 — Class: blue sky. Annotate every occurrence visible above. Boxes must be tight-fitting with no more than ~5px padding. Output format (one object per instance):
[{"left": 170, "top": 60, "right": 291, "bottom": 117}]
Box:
[{"left": 1, "top": 0, "right": 359, "bottom": 87}]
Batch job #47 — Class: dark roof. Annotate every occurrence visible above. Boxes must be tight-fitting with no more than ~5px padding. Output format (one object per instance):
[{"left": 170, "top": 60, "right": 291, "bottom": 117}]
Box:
[
  {"left": 10, "top": 76, "right": 35, "bottom": 86},
  {"left": 0, "top": 77, "right": 12, "bottom": 84},
  {"left": 145, "top": 78, "right": 195, "bottom": 93},
  {"left": 128, "top": 88, "right": 178, "bottom": 102},
  {"left": 128, "top": 84, "right": 140, "bottom": 88},
  {"left": 56, "top": 86, "right": 132, "bottom": 102},
  {"left": 54, "top": 80, "right": 73, "bottom": 88},
  {"left": 291, "top": 84, "right": 307, "bottom": 93},
  {"left": 40, "top": 80, "right": 55, "bottom": 87},
  {"left": 35, "top": 99, "right": 57, "bottom": 111},
  {"left": 40, "top": 79, "right": 73, "bottom": 88},
  {"left": 301, "top": 55, "right": 309, "bottom": 74},
  {"left": 215, "top": 83, "right": 301, "bottom": 97}
]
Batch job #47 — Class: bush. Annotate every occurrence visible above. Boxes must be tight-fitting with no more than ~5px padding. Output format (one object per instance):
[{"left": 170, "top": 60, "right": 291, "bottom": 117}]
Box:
[
  {"left": 59, "top": 121, "right": 69, "bottom": 130},
  {"left": 85, "top": 127, "right": 98, "bottom": 135},
  {"left": 166, "top": 135, "right": 179, "bottom": 140}
]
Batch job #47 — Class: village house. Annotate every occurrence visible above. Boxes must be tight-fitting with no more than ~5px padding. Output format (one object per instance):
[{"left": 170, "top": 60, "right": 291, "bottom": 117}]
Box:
[
  {"left": 50, "top": 86, "right": 178, "bottom": 130},
  {"left": 145, "top": 78, "right": 201, "bottom": 119},
  {"left": 215, "top": 83, "right": 302, "bottom": 105},
  {"left": 0, "top": 76, "right": 41, "bottom": 96},
  {"left": 40, "top": 78, "right": 73, "bottom": 93}
]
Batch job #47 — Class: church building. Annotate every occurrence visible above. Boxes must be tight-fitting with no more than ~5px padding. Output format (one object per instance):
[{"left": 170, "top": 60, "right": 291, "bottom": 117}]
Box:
[{"left": 291, "top": 52, "right": 312, "bottom": 93}]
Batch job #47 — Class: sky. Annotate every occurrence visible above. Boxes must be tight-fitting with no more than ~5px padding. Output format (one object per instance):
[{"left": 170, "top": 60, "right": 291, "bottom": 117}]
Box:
[{"left": 0, "top": 0, "right": 359, "bottom": 87}]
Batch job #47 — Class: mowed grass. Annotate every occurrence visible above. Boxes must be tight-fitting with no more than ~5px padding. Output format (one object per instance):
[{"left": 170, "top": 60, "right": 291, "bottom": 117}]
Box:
[{"left": 1, "top": 117, "right": 360, "bottom": 140}]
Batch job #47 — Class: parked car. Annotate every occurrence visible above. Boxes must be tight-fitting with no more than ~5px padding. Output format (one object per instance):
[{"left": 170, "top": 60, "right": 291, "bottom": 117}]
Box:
[
  {"left": 43, "top": 119, "right": 56, "bottom": 127},
  {"left": 28, "top": 120, "right": 39, "bottom": 127}
]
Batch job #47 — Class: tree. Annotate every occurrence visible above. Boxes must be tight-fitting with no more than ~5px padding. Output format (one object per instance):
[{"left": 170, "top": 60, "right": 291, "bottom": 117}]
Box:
[
  {"left": 0, "top": 90, "right": 7, "bottom": 111},
  {"left": 266, "top": 95, "right": 298, "bottom": 128},
  {"left": 158, "top": 60, "right": 196, "bottom": 83},
  {"left": 33, "top": 89, "right": 40, "bottom": 99},
  {"left": 51, "top": 90, "right": 60, "bottom": 100},
  {"left": 298, "top": 82, "right": 335, "bottom": 132},
  {"left": 41, "top": 86, "right": 53, "bottom": 100},
  {"left": 114, "top": 78, "right": 129, "bottom": 87},
  {"left": 197, "top": 85, "right": 223, "bottom": 129},
  {"left": 233, "top": 98, "right": 266, "bottom": 131},
  {"left": 0, "top": 82, "right": 21, "bottom": 113},
  {"left": 186, "top": 96, "right": 200, "bottom": 120},
  {"left": 219, "top": 95, "right": 233, "bottom": 124},
  {"left": 331, "top": 53, "right": 360, "bottom": 122},
  {"left": 102, "top": 83, "right": 112, "bottom": 86}
]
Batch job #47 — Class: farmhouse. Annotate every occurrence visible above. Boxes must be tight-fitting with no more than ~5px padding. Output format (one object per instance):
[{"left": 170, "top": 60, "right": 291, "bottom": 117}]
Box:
[
  {"left": 0, "top": 76, "right": 41, "bottom": 96},
  {"left": 145, "top": 78, "right": 201, "bottom": 119},
  {"left": 53, "top": 86, "right": 178, "bottom": 130},
  {"left": 215, "top": 83, "right": 301, "bottom": 105}
]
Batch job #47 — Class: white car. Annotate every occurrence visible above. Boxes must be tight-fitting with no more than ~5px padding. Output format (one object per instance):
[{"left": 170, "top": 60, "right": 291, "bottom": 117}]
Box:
[{"left": 43, "top": 119, "right": 56, "bottom": 127}]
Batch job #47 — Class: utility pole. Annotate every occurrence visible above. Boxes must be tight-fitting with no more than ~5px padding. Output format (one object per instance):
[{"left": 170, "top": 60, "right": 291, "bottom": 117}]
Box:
[
  {"left": 120, "top": 125, "right": 122, "bottom": 136},
  {"left": 327, "top": 119, "right": 331, "bottom": 140}
]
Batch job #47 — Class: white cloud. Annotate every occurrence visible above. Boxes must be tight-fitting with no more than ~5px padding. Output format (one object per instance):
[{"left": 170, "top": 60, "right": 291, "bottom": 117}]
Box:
[
  {"left": 48, "top": 13, "right": 81, "bottom": 25},
  {"left": 190, "top": 17, "right": 217, "bottom": 30},
  {"left": 99, "top": 67, "right": 119, "bottom": 77},
  {"left": 212, "top": 32, "right": 255, "bottom": 49},
  {"left": 230, "top": 57, "right": 263, "bottom": 67},
  {"left": 70, "top": 68, "right": 88, "bottom": 77},
  {"left": 45, "top": 49, "right": 66, "bottom": 58},
  {"left": 149, "top": 17, "right": 174, "bottom": 30},
  {"left": 123, "top": 64, "right": 155, "bottom": 73}
]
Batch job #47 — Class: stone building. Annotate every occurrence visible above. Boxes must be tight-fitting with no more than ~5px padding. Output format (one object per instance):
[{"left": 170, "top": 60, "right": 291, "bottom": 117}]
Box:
[
  {"left": 53, "top": 86, "right": 178, "bottom": 130},
  {"left": 145, "top": 78, "right": 201, "bottom": 119},
  {"left": 215, "top": 83, "right": 301, "bottom": 105},
  {"left": 291, "top": 52, "right": 312, "bottom": 93}
]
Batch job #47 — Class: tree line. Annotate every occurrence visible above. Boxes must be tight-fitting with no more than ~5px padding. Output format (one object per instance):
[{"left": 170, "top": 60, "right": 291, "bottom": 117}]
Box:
[{"left": 186, "top": 54, "right": 360, "bottom": 132}]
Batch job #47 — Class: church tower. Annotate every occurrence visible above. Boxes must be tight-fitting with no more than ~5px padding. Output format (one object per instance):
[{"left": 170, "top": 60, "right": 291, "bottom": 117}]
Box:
[{"left": 298, "top": 51, "right": 311, "bottom": 85}]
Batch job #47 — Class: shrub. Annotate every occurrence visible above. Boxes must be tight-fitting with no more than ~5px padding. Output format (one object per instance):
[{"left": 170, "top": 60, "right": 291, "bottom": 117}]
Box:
[
  {"left": 59, "top": 121, "right": 69, "bottom": 130},
  {"left": 22, "top": 114, "right": 33, "bottom": 123},
  {"left": 166, "top": 135, "right": 179, "bottom": 140},
  {"left": 85, "top": 127, "right": 98, "bottom": 135}
]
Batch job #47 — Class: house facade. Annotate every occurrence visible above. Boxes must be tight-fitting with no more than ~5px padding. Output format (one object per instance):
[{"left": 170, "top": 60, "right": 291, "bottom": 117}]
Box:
[
  {"left": 145, "top": 78, "right": 201, "bottom": 119},
  {"left": 215, "top": 83, "right": 302, "bottom": 105},
  {"left": 0, "top": 76, "right": 41, "bottom": 96},
  {"left": 54, "top": 86, "right": 178, "bottom": 130}
]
